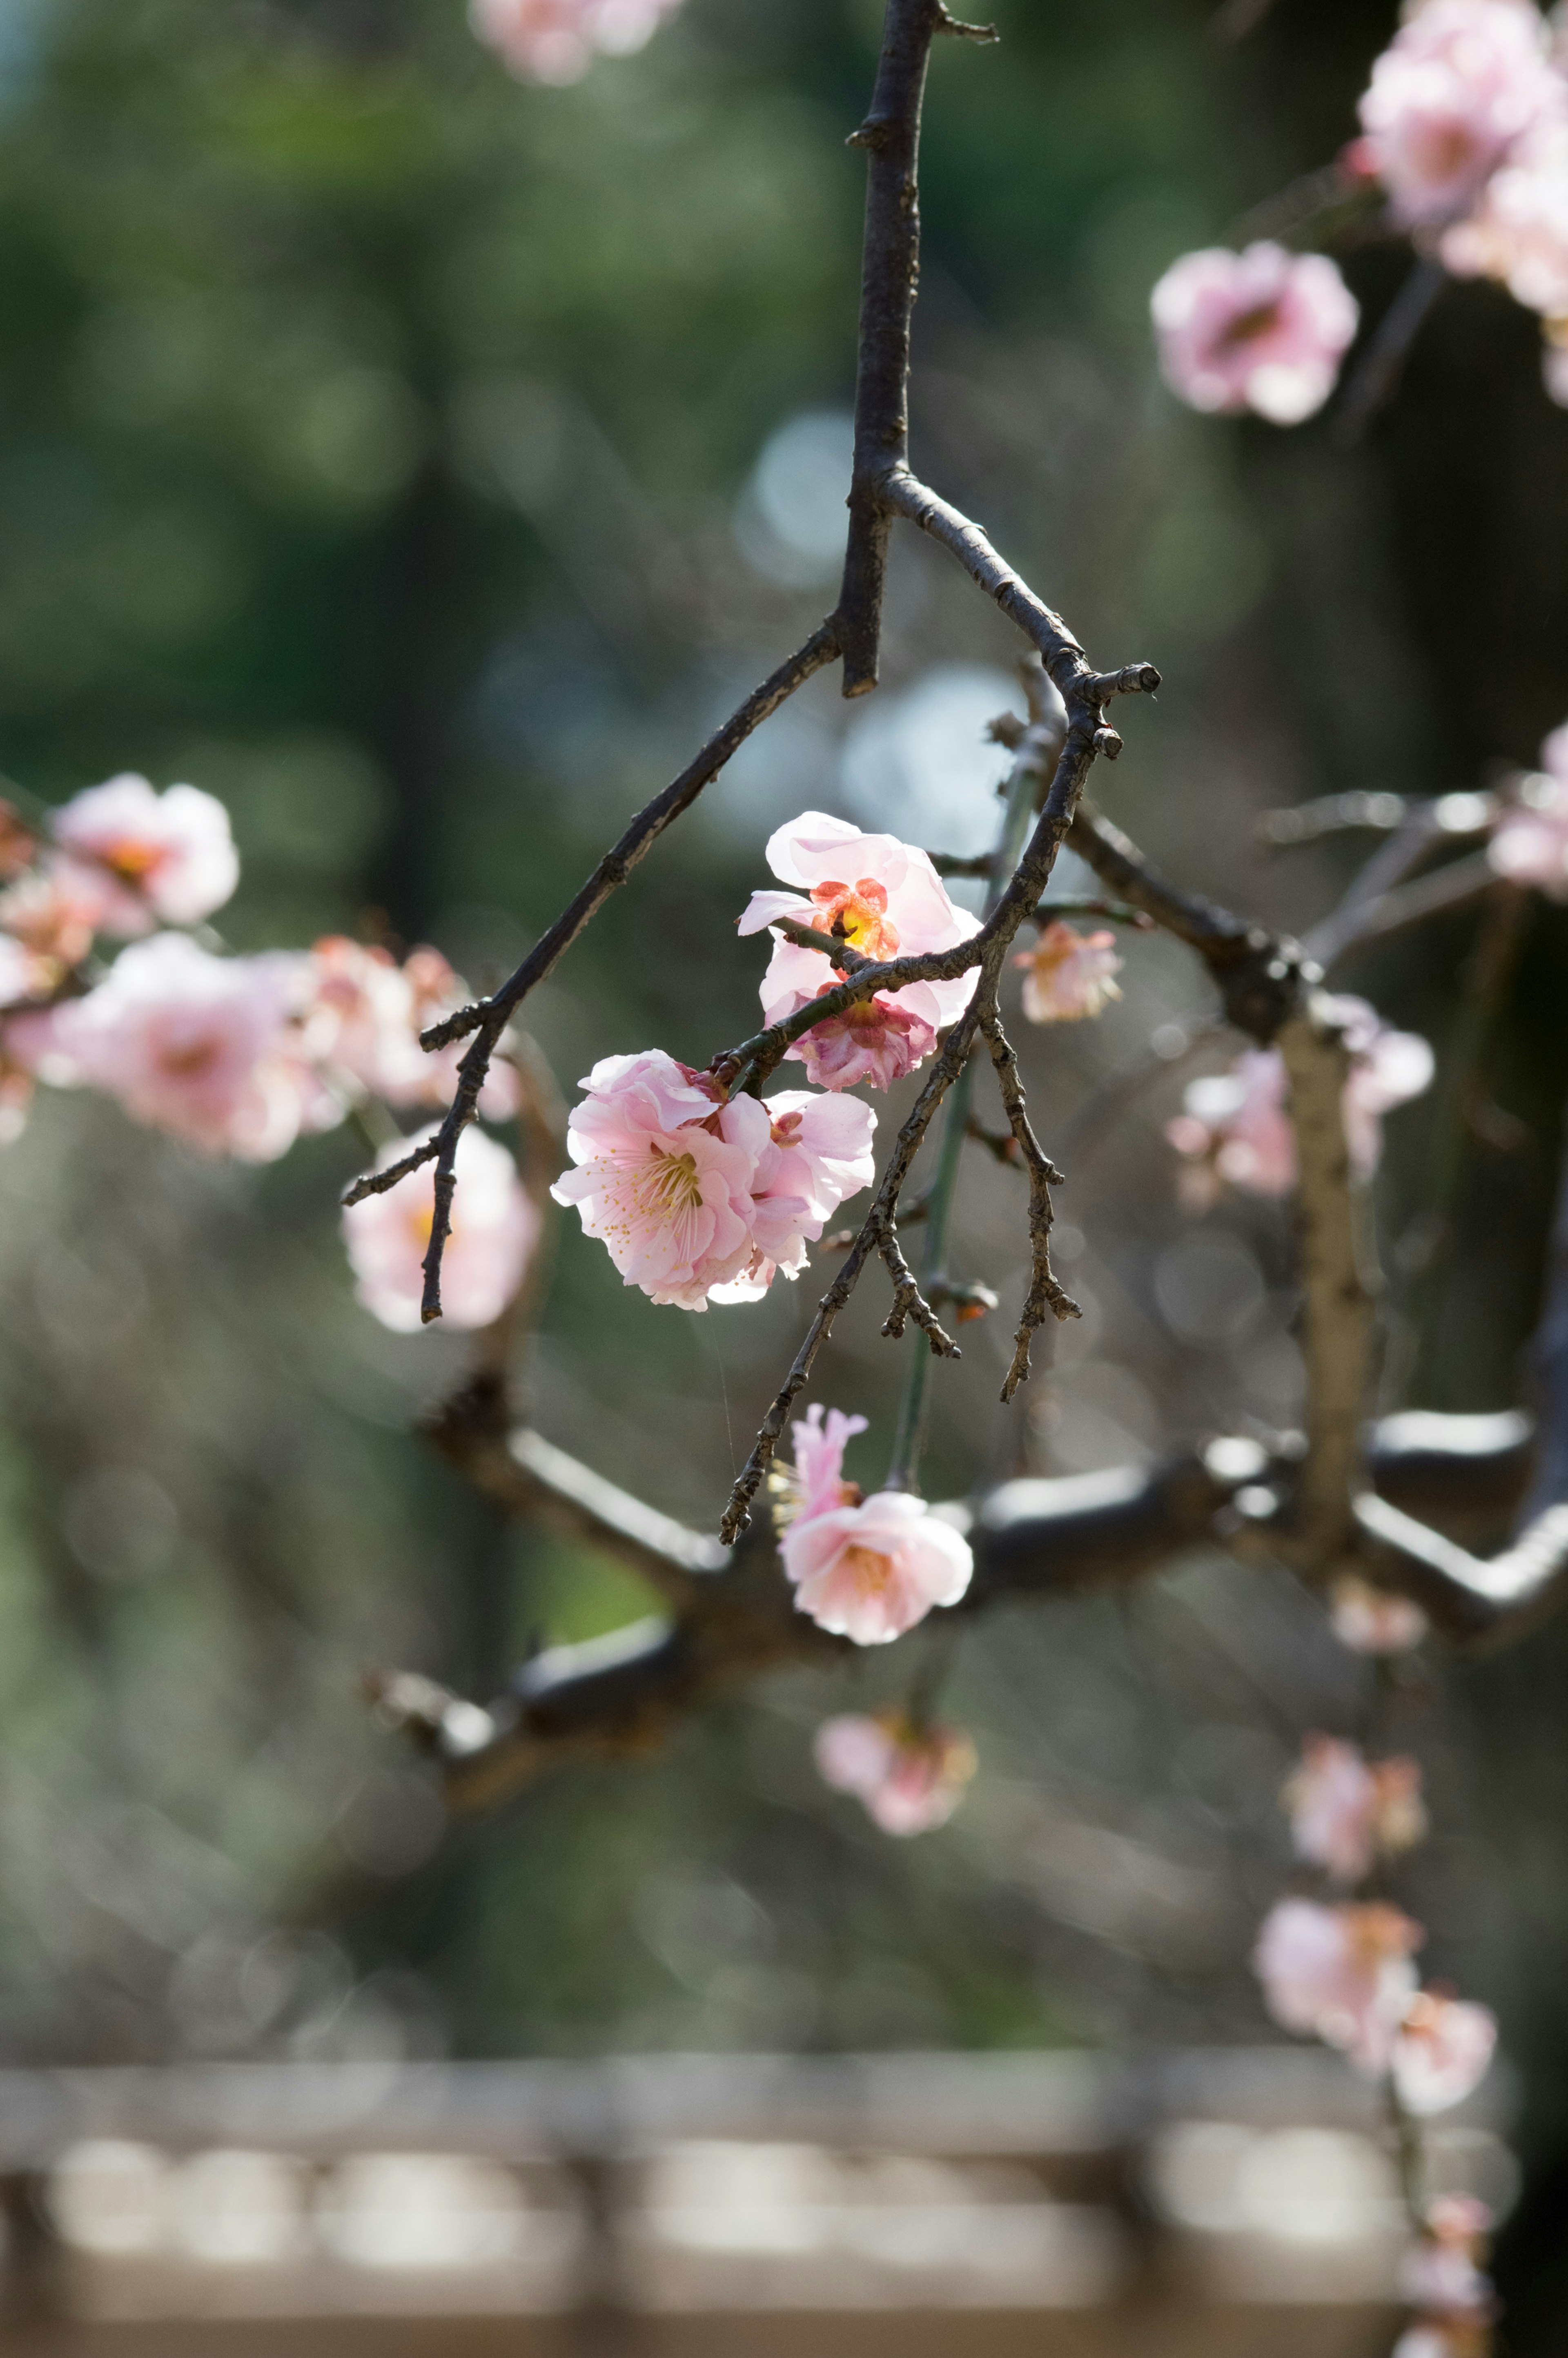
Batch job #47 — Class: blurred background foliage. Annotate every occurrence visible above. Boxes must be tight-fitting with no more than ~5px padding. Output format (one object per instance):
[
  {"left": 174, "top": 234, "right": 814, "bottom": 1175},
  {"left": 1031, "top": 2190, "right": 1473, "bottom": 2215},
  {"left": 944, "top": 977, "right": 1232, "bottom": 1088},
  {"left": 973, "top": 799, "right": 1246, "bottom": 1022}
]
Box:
[{"left": 2, "top": 0, "right": 1568, "bottom": 2328}]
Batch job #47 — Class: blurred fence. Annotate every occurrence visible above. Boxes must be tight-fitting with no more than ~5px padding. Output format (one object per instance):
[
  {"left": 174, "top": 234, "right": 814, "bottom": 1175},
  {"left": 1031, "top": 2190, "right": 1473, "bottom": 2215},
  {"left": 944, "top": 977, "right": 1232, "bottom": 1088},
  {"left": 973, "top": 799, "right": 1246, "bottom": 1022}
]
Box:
[{"left": 0, "top": 2048, "right": 1513, "bottom": 2354}]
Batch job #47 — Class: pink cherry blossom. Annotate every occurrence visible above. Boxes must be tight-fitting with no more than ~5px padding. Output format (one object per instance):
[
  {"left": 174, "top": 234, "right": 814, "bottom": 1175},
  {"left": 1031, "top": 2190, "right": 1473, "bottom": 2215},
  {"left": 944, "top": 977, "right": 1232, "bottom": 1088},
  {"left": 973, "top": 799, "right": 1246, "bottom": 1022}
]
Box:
[
  {"left": 780, "top": 1486, "right": 974, "bottom": 1646},
  {"left": 551, "top": 1049, "right": 769, "bottom": 1310},
  {"left": 44, "top": 934, "right": 339, "bottom": 1162},
  {"left": 738, "top": 813, "right": 980, "bottom": 1092},
  {"left": 1252, "top": 1896, "right": 1423, "bottom": 2071},
  {"left": 1488, "top": 729, "right": 1568, "bottom": 893},
  {"left": 342, "top": 1122, "right": 539, "bottom": 1333},
  {"left": 814, "top": 1710, "right": 978, "bottom": 1835},
  {"left": 1330, "top": 1575, "right": 1431, "bottom": 1655},
  {"left": 1442, "top": 114, "right": 1568, "bottom": 308},
  {"left": 304, "top": 938, "right": 519, "bottom": 1121},
  {"left": 1358, "top": 0, "right": 1562, "bottom": 227},
  {"left": 0, "top": 934, "right": 33, "bottom": 1010},
  {"left": 1393, "top": 1992, "right": 1499, "bottom": 2115},
  {"left": 49, "top": 775, "right": 238, "bottom": 934},
  {"left": 1285, "top": 1737, "right": 1428, "bottom": 1883},
  {"left": 1167, "top": 1049, "right": 1297, "bottom": 1206},
  {"left": 0, "top": 864, "right": 110, "bottom": 974},
  {"left": 1014, "top": 921, "right": 1123, "bottom": 1023},
  {"left": 470, "top": 0, "right": 681, "bottom": 85},
  {"left": 1327, "top": 994, "right": 1437, "bottom": 1176},
  {"left": 710, "top": 1091, "right": 878, "bottom": 1302},
  {"left": 778, "top": 1402, "right": 868, "bottom": 1526},
  {"left": 1149, "top": 243, "right": 1359, "bottom": 425}
]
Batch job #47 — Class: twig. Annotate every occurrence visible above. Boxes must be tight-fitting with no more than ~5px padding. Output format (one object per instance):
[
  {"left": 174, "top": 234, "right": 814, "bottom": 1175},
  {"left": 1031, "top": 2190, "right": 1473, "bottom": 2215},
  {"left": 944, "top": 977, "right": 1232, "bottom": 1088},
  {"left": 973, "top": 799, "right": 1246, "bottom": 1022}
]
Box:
[
  {"left": 977, "top": 1002, "right": 1078, "bottom": 1398},
  {"left": 1307, "top": 849, "right": 1496, "bottom": 970},
  {"left": 1334, "top": 254, "right": 1448, "bottom": 446}
]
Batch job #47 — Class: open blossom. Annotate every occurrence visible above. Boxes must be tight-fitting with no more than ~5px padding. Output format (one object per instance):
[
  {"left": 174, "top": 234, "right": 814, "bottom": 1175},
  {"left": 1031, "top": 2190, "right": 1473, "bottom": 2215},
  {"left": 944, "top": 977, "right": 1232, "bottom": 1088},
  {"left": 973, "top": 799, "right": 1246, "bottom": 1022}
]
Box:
[
  {"left": 1253, "top": 1897, "right": 1423, "bottom": 2071},
  {"left": 43, "top": 934, "right": 338, "bottom": 1162},
  {"left": 1394, "top": 1993, "right": 1499, "bottom": 2114},
  {"left": 0, "top": 864, "right": 112, "bottom": 973},
  {"left": 1285, "top": 1736, "right": 1427, "bottom": 1883},
  {"left": 781, "top": 1403, "right": 868, "bottom": 1523},
  {"left": 712, "top": 1092, "right": 877, "bottom": 1302},
  {"left": 814, "top": 1711, "right": 977, "bottom": 1836},
  {"left": 1443, "top": 114, "right": 1568, "bottom": 309},
  {"left": 1331, "top": 1575, "right": 1431, "bottom": 1654},
  {"left": 1358, "top": 0, "right": 1562, "bottom": 227},
  {"left": 1014, "top": 921, "right": 1123, "bottom": 1023},
  {"left": 342, "top": 1123, "right": 538, "bottom": 1333},
  {"left": 470, "top": 0, "right": 682, "bottom": 84},
  {"left": 738, "top": 813, "right": 980, "bottom": 1092},
  {"left": 1150, "top": 243, "right": 1359, "bottom": 424},
  {"left": 776, "top": 1405, "right": 973, "bottom": 1644},
  {"left": 49, "top": 776, "right": 238, "bottom": 934},
  {"left": 1488, "top": 721, "right": 1568, "bottom": 892},
  {"left": 305, "top": 938, "right": 517, "bottom": 1120}
]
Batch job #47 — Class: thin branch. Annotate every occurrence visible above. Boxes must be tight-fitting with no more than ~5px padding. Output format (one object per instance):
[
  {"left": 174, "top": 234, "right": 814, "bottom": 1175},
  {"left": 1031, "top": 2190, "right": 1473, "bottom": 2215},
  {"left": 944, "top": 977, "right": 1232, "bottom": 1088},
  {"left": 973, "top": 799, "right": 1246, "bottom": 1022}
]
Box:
[
  {"left": 1307, "top": 849, "right": 1496, "bottom": 970},
  {"left": 1334, "top": 254, "right": 1448, "bottom": 446},
  {"left": 977, "top": 1001, "right": 1078, "bottom": 1399}
]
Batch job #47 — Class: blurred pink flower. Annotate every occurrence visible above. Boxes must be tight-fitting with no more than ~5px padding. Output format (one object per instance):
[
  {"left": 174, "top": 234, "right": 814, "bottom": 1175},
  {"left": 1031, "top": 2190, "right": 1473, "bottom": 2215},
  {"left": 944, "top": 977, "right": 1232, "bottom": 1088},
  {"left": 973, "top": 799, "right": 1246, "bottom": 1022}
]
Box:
[
  {"left": 739, "top": 813, "right": 980, "bottom": 1092},
  {"left": 780, "top": 1487, "right": 974, "bottom": 1646},
  {"left": 1150, "top": 243, "right": 1359, "bottom": 424},
  {"left": 305, "top": 937, "right": 518, "bottom": 1121},
  {"left": 814, "top": 1710, "right": 977, "bottom": 1835},
  {"left": 470, "top": 0, "right": 681, "bottom": 85},
  {"left": 1330, "top": 1575, "right": 1431, "bottom": 1654},
  {"left": 0, "top": 933, "right": 33, "bottom": 1010},
  {"left": 47, "top": 934, "right": 337, "bottom": 1162},
  {"left": 552, "top": 1049, "right": 768, "bottom": 1309},
  {"left": 50, "top": 775, "right": 238, "bottom": 934},
  {"left": 1285, "top": 1736, "right": 1428, "bottom": 1883},
  {"left": 1253, "top": 1896, "right": 1423, "bottom": 2071},
  {"left": 1443, "top": 115, "right": 1568, "bottom": 308},
  {"left": 0, "top": 864, "right": 112, "bottom": 972},
  {"left": 1488, "top": 726, "right": 1568, "bottom": 892},
  {"left": 343, "top": 1121, "right": 538, "bottom": 1333},
  {"left": 1359, "top": 0, "right": 1561, "bottom": 226},
  {"left": 1167, "top": 1048, "right": 1296, "bottom": 1206},
  {"left": 1393, "top": 1992, "right": 1499, "bottom": 2115},
  {"left": 1014, "top": 921, "right": 1123, "bottom": 1023},
  {"left": 1328, "top": 994, "right": 1437, "bottom": 1175},
  {"left": 711, "top": 1091, "right": 877, "bottom": 1302}
]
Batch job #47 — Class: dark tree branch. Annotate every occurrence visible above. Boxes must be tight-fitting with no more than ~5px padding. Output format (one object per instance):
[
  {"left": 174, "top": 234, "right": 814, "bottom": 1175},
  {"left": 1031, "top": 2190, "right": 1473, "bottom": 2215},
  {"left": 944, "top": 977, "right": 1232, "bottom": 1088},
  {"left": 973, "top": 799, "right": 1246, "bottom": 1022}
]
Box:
[{"left": 976, "top": 1000, "right": 1077, "bottom": 1399}]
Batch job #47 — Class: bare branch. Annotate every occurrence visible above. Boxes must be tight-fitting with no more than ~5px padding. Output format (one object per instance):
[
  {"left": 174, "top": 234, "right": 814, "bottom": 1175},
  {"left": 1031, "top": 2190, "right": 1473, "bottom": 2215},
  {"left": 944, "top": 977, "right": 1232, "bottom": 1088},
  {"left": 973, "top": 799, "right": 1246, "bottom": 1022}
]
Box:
[
  {"left": 976, "top": 1001, "right": 1078, "bottom": 1398},
  {"left": 1307, "top": 850, "right": 1497, "bottom": 970}
]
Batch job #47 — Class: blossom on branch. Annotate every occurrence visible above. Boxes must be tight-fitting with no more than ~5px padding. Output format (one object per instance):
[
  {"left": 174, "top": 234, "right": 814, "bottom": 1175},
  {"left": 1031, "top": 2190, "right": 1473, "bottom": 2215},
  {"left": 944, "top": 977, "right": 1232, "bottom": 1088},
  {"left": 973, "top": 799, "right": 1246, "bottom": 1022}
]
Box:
[
  {"left": 775, "top": 1404, "right": 973, "bottom": 1644},
  {"left": 41, "top": 934, "right": 338, "bottom": 1162},
  {"left": 814, "top": 1710, "right": 977, "bottom": 1835},
  {"left": 470, "top": 0, "right": 682, "bottom": 85},
  {"left": 1149, "top": 243, "right": 1359, "bottom": 424},
  {"left": 1356, "top": 0, "right": 1562, "bottom": 227},
  {"left": 1252, "top": 1896, "right": 1423, "bottom": 2070},
  {"left": 1285, "top": 1736, "right": 1427, "bottom": 1883},
  {"left": 1443, "top": 115, "right": 1568, "bottom": 310},
  {"left": 1013, "top": 920, "right": 1123, "bottom": 1023},
  {"left": 49, "top": 775, "right": 238, "bottom": 935},
  {"left": 1487, "top": 720, "right": 1568, "bottom": 892},
  {"left": 343, "top": 1122, "right": 538, "bottom": 1333},
  {"left": 739, "top": 813, "right": 980, "bottom": 1092},
  {"left": 1329, "top": 1574, "right": 1430, "bottom": 1654},
  {"left": 305, "top": 937, "right": 519, "bottom": 1121},
  {"left": 1393, "top": 1992, "right": 1499, "bottom": 2113},
  {"left": 710, "top": 1090, "right": 877, "bottom": 1302}
]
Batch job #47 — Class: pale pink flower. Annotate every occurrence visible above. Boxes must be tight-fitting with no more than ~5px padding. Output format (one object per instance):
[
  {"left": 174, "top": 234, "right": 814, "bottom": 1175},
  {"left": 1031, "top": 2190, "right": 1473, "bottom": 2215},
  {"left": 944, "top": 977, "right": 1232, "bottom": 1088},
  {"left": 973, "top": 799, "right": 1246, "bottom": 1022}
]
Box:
[
  {"left": 0, "top": 864, "right": 108, "bottom": 973},
  {"left": 1359, "top": 0, "right": 1561, "bottom": 226},
  {"left": 1014, "top": 921, "right": 1123, "bottom": 1023},
  {"left": 1149, "top": 243, "right": 1359, "bottom": 424},
  {"left": 0, "top": 934, "right": 33, "bottom": 1010},
  {"left": 49, "top": 775, "right": 238, "bottom": 934},
  {"left": 1330, "top": 1575, "right": 1431, "bottom": 1654},
  {"left": 470, "top": 0, "right": 681, "bottom": 85},
  {"left": 781, "top": 1488, "right": 974, "bottom": 1646},
  {"left": 1488, "top": 728, "right": 1568, "bottom": 893},
  {"left": 710, "top": 1091, "right": 877, "bottom": 1302},
  {"left": 778, "top": 1402, "right": 868, "bottom": 1525},
  {"left": 1285, "top": 1738, "right": 1428, "bottom": 1883},
  {"left": 1327, "top": 994, "right": 1436, "bottom": 1175},
  {"left": 1393, "top": 1992, "right": 1499, "bottom": 2115},
  {"left": 304, "top": 938, "right": 518, "bottom": 1121},
  {"left": 1252, "top": 1897, "right": 1423, "bottom": 2071},
  {"left": 45, "top": 933, "right": 339, "bottom": 1162},
  {"left": 1167, "top": 1049, "right": 1296, "bottom": 1206},
  {"left": 342, "top": 1122, "right": 538, "bottom": 1333},
  {"left": 814, "top": 1710, "right": 977, "bottom": 1836},
  {"left": 551, "top": 1049, "right": 769, "bottom": 1310},
  {"left": 1442, "top": 114, "right": 1568, "bottom": 308},
  {"left": 739, "top": 813, "right": 980, "bottom": 1092}
]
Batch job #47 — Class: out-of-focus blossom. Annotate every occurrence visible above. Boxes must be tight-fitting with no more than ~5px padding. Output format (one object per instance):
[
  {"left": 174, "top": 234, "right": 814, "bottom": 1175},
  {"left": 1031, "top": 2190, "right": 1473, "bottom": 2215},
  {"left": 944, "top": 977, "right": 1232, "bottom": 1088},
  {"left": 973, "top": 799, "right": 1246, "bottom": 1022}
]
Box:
[
  {"left": 343, "top": 1122, "right": 539, "bottom": 1333},
  {"left": 1488, "top": 727, "right": 1568, "bottom": 892},
  {"left": 739, "top": 813, "right": 980, "bottom": 1092},
  {"left": 0, "top": 865, "right": 107, "bottom": 973},
  {"left": 1329, "top": 994, "right": 1437, "bottom": 1176},
  {"left": 1394, "top": 1992, "right": 1499, "bottom": 2114},
  {"left": 814, "top": 1710, "right": 978, "bottom": 1835},
  {"left": 49, "top": 776, "right": 238, "bottom": 934},
  {"left": 1400, "top": 2196, "right": 1496, "bottom": 2353},
  {"left": 45, "top": 934, "right": 339, "bottom": 1162},
  {"left": 1149, "top": 243, "right": 1359, "bottom": 424},
  {"left": 1443, "top": 112, "right": 1568, "bottom": 304},
  {"left": 711, "top": 1091, "right": 877, "bottom": 1302},
  {"left": 1014, "top": 921, "right": 1123, "bottom": 1023},
  {"left": 1166, "top": 1049, "right": 1296, "bottom": 1206},
  {"left": 551, "top": 1049, "right": 768, "bottom": 1310},
  {"left": 1285, "top": 1736, "right": 1428, "bottom": 1883},
  {"left": 0, "top": 934, "right": 34, "bottom": 1011},
  {"left": 305, "top": 937, "right": 519, "bottom": 1121},
  {"left": 778, "top": 1427, "right": 974, "bottom": 1645},
  {"left": 1358, "top": 0, "right": 1561, "bottom": 227},
  {"left": 0, "top": 800, "right": 35, "bottom": 878},
  {"left": 1330, "top": 1574, "right": 1431, "bottom": 1654},
  {"left": 470, "top": 0, "right": 682, "bottom": 85},
  {"left": 1253, "top": 1896, "right": 1423, "bottom": 2071}
]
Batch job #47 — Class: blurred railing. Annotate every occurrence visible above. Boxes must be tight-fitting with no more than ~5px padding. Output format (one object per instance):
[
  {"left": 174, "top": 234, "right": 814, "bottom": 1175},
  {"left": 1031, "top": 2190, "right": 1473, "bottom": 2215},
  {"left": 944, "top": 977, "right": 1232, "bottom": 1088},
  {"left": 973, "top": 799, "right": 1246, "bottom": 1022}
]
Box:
[{"left": 0, "top": 2049, "right": 1512, "bottom": 2354}]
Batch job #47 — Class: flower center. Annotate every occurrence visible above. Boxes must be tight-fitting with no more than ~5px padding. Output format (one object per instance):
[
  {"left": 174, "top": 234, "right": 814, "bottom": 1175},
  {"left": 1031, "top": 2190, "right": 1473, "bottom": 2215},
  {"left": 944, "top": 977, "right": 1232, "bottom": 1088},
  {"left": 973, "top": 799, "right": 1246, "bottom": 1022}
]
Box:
[
  {"left": 839, "top": 1541, "right": 893, "bottom": 1597},
  {"left": 809, "top": 876, "right": 901, "bottom": 958},
  {"left": 1216, "top": 299, "right": 1281, "bottom": 349},
  {"left": 101, "top": 836, "right": 165, "bottom": 884},
  {"left": 637, "top": 1143, "right": 704, "bottom": 1218},
  {"left": 158, "top": 1036, "right": 220, "bottom": 1079}
]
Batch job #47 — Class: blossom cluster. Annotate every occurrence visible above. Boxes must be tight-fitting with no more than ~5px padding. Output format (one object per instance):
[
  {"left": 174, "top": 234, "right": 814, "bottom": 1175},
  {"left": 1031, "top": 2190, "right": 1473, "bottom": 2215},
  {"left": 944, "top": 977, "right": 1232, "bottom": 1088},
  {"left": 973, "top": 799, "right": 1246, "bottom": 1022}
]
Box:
[
  {"left": 1166, "top": 993, "right": 1434, "bottom": 1208},
  {"left": 777, "top": 1404, "right": 974, "bottom": 1647},
  {"left": 469, "top": 0, "right": 682, "bottom": 85},
  {"left": 1154, "top": 0, "right": 1568, "bottom": 422},
  {"left": 0, "top": 773, "right": 536, "bottom": 1335}
]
